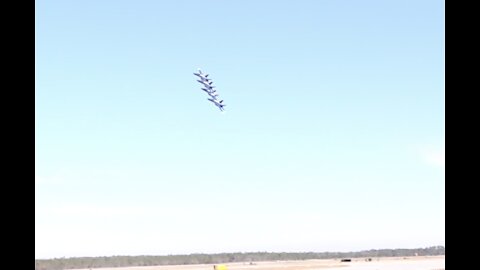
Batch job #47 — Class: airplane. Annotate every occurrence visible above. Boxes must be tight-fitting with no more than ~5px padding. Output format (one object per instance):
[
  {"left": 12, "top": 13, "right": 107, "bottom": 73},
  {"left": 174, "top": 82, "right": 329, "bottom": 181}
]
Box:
[
  {"left": 197, "top": 79, "right": 214, "bottom": 87},
  {"left": 201, "top": 87, "right": 218, "bottom": 94},
  {"left": 193, "top": 69, "right": 209, "bottom": 79},
  {"left": 194, "top": 69, "right": 214, "bottom": 85},
  {"left": 202, "top": 87, "right": 219, "bottom": 97},
  {"left": 193, "top": 72, "right": 208, "bottom": 78},
  {"left": 208, "top": 98, "right": 226, "bottom": 111},
  {"left": 199, "top": 83, "right": 216, "bottom": 91},
  {"left": 201, "top": 87, "right": 214, "bottom": 92},
  {"left": 208, "top": 92, "right": 220, "bottom": 99}
]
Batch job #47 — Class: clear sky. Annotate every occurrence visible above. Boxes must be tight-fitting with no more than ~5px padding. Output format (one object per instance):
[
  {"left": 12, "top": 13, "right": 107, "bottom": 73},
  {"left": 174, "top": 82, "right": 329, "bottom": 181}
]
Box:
[{"left": 35, "top": 0, "right": 445, "bottom": 259}]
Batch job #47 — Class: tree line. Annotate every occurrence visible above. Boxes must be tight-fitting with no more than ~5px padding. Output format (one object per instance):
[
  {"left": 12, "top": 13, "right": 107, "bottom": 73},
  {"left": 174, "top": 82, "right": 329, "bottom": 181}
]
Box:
[{"left": 35, "top": 246, "right": 445, "bottom": 270}]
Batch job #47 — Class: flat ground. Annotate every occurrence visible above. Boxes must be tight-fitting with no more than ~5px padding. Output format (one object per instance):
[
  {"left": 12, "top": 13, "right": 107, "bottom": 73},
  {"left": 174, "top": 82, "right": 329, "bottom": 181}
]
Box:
[{"left": 76, "top": 256, "right": 445, "bottom": 270}]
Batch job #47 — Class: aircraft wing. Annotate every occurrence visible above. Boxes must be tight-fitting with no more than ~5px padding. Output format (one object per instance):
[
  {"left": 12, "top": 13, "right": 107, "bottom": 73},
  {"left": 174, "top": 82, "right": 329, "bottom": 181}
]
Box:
[{"left": 197, "top": 79, "right": 213, "bottom": 85}]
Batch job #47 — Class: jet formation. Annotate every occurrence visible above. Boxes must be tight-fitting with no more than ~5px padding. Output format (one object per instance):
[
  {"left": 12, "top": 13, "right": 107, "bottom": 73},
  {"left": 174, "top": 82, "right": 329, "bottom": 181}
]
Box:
[{"left": 194, "top": 69, "right": 226, "bottom": 112}]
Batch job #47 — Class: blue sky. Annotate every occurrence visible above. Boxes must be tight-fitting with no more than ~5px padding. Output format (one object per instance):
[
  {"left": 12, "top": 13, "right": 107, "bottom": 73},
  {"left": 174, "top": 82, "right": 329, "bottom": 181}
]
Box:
[{"left": 35, "top": 0, "right": 444, "bottom": 259}]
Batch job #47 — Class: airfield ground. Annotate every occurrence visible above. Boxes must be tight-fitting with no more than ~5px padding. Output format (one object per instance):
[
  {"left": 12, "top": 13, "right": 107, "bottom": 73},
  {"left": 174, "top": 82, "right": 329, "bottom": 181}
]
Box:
[{"left": 76, "top": 255, "right": 445, "bottom": 270}]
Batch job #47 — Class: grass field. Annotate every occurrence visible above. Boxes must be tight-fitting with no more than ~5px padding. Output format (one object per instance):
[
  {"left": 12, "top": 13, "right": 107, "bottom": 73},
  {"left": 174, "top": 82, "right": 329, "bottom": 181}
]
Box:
[{"left": 75, "top": 256, "right": 445, "bottom": 270}]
